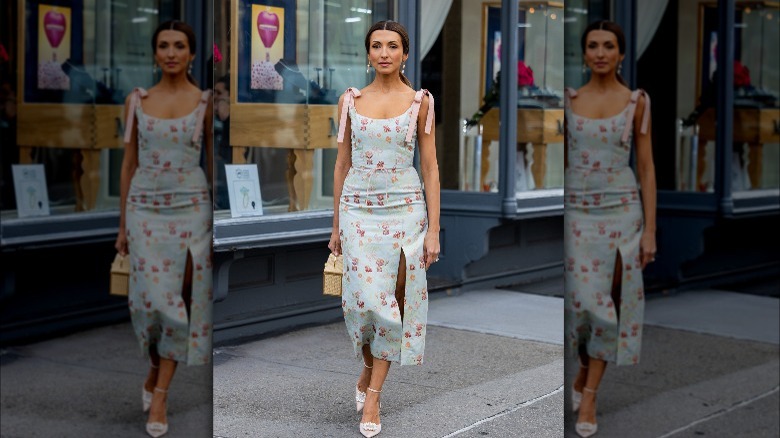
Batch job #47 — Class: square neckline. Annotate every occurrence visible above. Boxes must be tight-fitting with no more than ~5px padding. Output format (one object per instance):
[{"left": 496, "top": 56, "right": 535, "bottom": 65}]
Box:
[
  {"left": 138, "top": 103, "right": 199, "bottom": 121},
  {"left": 351, "top": 100, "right": 415, "bottom": 121},
  {"left": 566, "top": 89, "right": 634, "bottom": 121},
  {"left": 567, "top": 103, "right": 630, "bottom": 121}
]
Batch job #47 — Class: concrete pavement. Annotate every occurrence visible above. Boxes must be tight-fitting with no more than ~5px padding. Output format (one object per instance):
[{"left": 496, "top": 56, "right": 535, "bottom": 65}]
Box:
[
  {"left": 213, "top": 287, "right": 565, "bottom": 438},
  {"left": 0, "top": 323, "right": 212, "bottom": 438},
  {"left": 564, "top": 287, "right": 780, "bottom": 437}
]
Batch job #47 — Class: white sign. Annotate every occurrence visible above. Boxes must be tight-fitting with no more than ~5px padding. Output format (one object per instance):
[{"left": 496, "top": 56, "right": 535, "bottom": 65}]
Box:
[
  {"left": 12, "top": 164, "right": 50, "bottom": 218},
  {"left": 225, "top": 164, "right": 263, "bottom": 218}
]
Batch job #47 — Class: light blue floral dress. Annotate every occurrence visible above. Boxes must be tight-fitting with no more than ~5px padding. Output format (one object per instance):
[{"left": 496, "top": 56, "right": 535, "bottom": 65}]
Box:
[
  {"left": 337, "top": 87, "right": 434, "bottom": 366},
  {"left": 564, "top": 87, "right": 650, "bottom": 366},
  {"left": 124, "top": 87, "right": 213, "bottom": 366}
]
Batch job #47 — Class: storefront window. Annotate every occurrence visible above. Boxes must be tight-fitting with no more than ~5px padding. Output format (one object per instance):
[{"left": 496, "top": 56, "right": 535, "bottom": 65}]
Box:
[
  {"left": 3, "top": 0, "right": 181, "bottom": 219},
  {"left": 514, "top": 1, "right": 564, "bottom": 196},
  {"left": 217, "top": 0, "right": 392, "bottom": 218},
  {"left": 730, "top": 2, "right": 779, "bottom": 194},
  {"left": 645, "top": 1, "right": 779, "bottom": 195},
  {"left": 420, "top": 1, "right": 562, "bottom": 197}
]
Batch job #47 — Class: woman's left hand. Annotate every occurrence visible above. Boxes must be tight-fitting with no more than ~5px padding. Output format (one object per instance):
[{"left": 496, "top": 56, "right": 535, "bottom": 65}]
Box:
[
  {"left": 640, "top": 230, "right": 656, "bottom": 270},
  {"left": 424, "top": 230, "right": 440, "bottom": 270}
]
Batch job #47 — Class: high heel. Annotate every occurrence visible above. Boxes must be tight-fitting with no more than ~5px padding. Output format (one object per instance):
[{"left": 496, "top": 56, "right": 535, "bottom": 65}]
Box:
[
  {"left": 146, "top": 387, "right": 168, "bottom": 437},
  {"left": 575, "top": 387, "right": 598, "bottom": 437},
  {"left": 572, "top": 362, "right": 587, "bottom": 412},
  {"left": 143, "top": 364, "right": 159, "bottom": 412},
  {"left": 359, "top": 387, "right": 382, "bottom": 437},
  {"left": 356, "top": 361, "right": 372, "bottom": 412}
]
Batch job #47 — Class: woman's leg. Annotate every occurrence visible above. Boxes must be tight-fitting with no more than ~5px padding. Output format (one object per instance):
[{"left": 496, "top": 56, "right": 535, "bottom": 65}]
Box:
[
  {"left": 147, "top": 251, "right": 194, "bottom": 424},
  {"left": 361, "top": 358, "right": 390, "bottom": 426},
  {"left": 144, "top": 348, "right": 161, "bottom": 394},
  {"left": 147, "top": 358, "right": 177, "bottom": 424},
  {"left": 358, "top": 345, "right": 374, "bottom": 393},
  {"left": 395, "top": 251, "right": 407, "bottom": 320},
  {"left": 360, "top": 250, "right": 407, "bottom": 424},
  {"left": 578, "top": 251, "right": 623, "bottom": 424}
]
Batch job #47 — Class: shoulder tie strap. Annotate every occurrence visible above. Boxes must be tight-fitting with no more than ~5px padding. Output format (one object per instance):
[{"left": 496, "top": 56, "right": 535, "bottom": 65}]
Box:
[
  {"left": 405, "top": 89, "right": 435, "bottom": 143},
  {"left": 621, "top": 89, "right": 651, "bottom": 143},
  {"left": 564, "top": 87, "right": 578, "bottom": 109},
  {"left": 123, "top": 87, "right": 148, "bottom": 143},
  {"left": 337, "top": 87, "right": 361, "bottom": 143},
  {"left": 191, "top": 89, "right": 213, "bottom": 144}
]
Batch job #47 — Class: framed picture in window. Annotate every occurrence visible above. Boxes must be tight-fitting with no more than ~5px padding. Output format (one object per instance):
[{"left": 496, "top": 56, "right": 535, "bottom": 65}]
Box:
[
  {"left": 236, "top": 0, "right": 298, "bottom": 103},
  {"left": 22, "top": 0, "right": 85, "bottom": 104}
]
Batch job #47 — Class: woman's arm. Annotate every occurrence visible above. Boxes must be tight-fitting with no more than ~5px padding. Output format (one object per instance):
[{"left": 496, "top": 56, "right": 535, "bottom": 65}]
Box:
[
  {"left": 418, "top": 94, "right": 441, "bottom": 269},
  {"left": 634, "top": 92, "right": 657, "bottom": 269},
  {"left": 329, "top": 92, "right": 353, "bottom": 256},
  {"left": 115, "top": 93, "right": 139, "bottom": 256}
]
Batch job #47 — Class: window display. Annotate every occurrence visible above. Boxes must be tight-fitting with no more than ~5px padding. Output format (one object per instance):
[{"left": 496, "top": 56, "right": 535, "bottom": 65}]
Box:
[
  {"left": 219, "top": 0, "right": 392, "bottom": 217},
  {"left": 672, "top": 2, "right": 778, "bottom": 193},
  {"left": 439, "top": 1, "right": 563, "bottom": 195},
  {"left": 4, "top": 0, "right": 183, "bottom": 220}
]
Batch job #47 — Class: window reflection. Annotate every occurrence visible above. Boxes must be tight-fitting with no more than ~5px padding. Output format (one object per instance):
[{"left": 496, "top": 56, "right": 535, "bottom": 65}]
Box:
[
  {"left": 3, "top": 0, "right": 179, "bottom": 219},
  {"left": 217, "top": 0, "right": 392, "bottom": 217}
]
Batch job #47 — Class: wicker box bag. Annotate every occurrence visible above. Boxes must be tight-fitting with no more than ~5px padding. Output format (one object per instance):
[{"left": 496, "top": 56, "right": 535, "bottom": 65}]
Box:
[
  {"left": 110, "top": 253, "right": 130, "bottom": 296},
  {"left": 323, "top": 253, "right": 343, "bottom": 296}
]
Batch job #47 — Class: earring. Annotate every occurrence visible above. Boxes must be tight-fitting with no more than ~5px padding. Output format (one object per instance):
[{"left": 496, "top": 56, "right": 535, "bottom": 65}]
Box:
[
  {"left": 366, "top": 61, "right": 371, "bottom": 74},
  {"left": 153, "top": 63, "right": 157, "bottom": 75},
  {"left": 582, "top": 63, "right": 588, "bottom": 74},
  {"left": 618, "top": 63, "right": 623, "bottom": 75},
  {"left": 402, "top": 63, "right": 406, "bottom": 75},
  {"left": 188, "top": 62, "right": 193, "bottom": 75}
]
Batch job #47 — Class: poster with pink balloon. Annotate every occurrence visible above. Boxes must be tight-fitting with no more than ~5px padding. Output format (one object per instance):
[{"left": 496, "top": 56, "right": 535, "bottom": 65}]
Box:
[
  {"left": 251, "top": 5, "right": 285, "bottom": 90},
  {"left": 37, "top": 4, "right": 71, "bottom": 90}
]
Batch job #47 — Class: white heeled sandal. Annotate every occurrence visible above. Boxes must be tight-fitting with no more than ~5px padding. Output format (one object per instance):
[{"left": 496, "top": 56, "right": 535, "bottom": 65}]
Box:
[
  {"left": 356, "top": 361, "right": 372, "bottom": 412},
  {"left": 359, "top": 387, "right": 382, "bottom": 437},
  {"left": 142, "top": 364, "right": 159, "bottom": 412},
  {"left": 145, "top": 387, "right": 168, "bottom": 437},
  {"left": 575, "top": 387, "right": 598, "bottom": 437}
]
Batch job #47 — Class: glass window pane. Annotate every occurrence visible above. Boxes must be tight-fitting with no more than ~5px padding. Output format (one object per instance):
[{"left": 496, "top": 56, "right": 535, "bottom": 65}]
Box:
[
  {"left": 516, "top": 1, "right": 564, "bottom": 195},
  {"left": 217, "top": 0, "right": 392, "bottom": 217},
  {"left": 420, "top": 0, "right": 502, "bottom": 193},
  {"left": 4, "top": 0, "right": 182, "bottom": 219},
  {"left": 732, "top": 2, "right": 779, "bottom": 194}
]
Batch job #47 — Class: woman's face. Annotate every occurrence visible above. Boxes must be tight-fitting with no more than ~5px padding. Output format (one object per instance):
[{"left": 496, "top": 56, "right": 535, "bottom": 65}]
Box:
[
  {"left": 368, "top": 29, "right": 407, "bottom": 75},
  {"left": 584, "top": 29, "right": 623, "bottom": 76},
  {"left": 154, "top": 30, "right": 194, "bottom": 76}
]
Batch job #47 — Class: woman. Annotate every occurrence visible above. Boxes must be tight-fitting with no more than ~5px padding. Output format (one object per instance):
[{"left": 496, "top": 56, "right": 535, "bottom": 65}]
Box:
[
  {"left": 564, "top": 20, "right": 656, "bottom": 437},
  {"left": 115, "top": 20, "right": 213, "bottom": 438},
  {"left": 328, "top": 20, "right": 440, "bottom": 438}
]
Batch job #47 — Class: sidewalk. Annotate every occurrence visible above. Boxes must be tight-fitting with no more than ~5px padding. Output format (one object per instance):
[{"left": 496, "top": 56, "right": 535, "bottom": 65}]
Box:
[
  {"left": 213, "top": 286, "right": 565, "bottom": 438},
  {"left": 564, "top": 287, "right": 780, "bottom": 437},
  {"left": 0, "top": 323, "right": 211, "bottom": 437}
]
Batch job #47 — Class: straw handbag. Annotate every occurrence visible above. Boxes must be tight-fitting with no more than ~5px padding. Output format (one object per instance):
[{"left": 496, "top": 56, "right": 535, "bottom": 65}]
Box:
[
  {"left": 110, "top": 253, "right": 130, "bottom": 296},
  {"left": 323, "top": 253, "right": 343, "bottom": 296}
]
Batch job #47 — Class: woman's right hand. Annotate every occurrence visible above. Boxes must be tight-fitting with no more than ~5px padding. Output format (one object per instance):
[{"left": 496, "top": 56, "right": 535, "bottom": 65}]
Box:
[
  {"left": 328, "top": 229, "right": 341, "bottom": 256},
  {"left": 115, "top": 227, "right": 128, "bottom": 256}
]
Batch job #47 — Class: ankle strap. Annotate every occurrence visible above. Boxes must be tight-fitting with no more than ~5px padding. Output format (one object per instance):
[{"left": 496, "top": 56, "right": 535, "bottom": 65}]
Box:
[
  {"left": 583, "top": 387, "right": 597, "bottom": 393},
  {"left": 363, "top": 362, "right": 373, "bottom": 369},
  {"left": 154, "top": 387, "right": 168, "bottom": 393},
  {"left": 367, "top": 387, "right": 381, "bottom": 393},
  {"left": 150, "top": 364, "right": 159, "bottom": 369}
]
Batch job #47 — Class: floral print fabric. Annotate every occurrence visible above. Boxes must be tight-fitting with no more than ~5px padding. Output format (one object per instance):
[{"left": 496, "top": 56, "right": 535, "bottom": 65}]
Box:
[
  {"left": 339, "top": 88, "right": 430, "bottom": 366},
  {"left": 126, "top": 88, "right": 213, "bottom": 366},
  {"left": 563, "top": 88, "right": 647, "bottom": 366}
]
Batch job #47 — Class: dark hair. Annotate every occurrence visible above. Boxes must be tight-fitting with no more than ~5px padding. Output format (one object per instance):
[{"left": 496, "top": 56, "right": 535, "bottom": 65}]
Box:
[
  {"left": 365, "top": 20, "right": 413, "bottom": 88},
  {"left": 581, "top": 20, "right": 628, "bottom": 86},
  {"left": 152, "top": 20, "right": 198, "bottom": 86}
]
